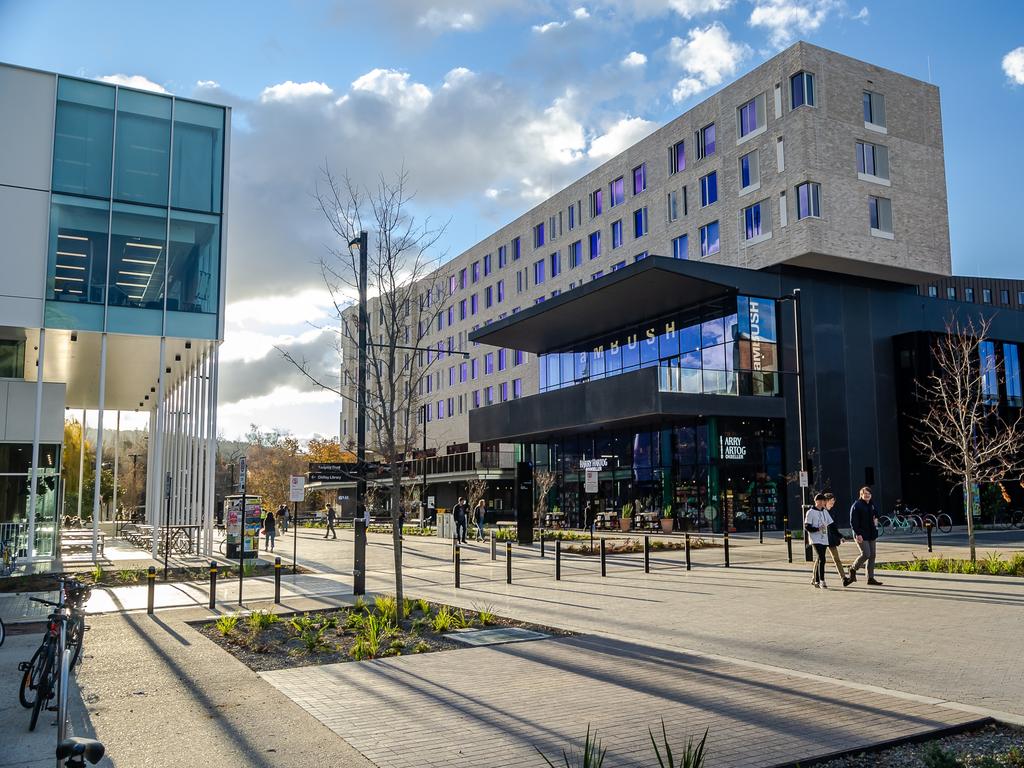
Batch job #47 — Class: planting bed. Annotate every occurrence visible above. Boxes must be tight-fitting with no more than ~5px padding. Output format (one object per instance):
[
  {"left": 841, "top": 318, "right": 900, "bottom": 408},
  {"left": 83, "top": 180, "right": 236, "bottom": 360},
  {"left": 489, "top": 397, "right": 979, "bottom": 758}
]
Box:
[
  {"left": 193, "top": 597, "right": 569, "bottom": 672},
  {"left": 815, "top": 722, "right": 1024, "bottom": 768}
]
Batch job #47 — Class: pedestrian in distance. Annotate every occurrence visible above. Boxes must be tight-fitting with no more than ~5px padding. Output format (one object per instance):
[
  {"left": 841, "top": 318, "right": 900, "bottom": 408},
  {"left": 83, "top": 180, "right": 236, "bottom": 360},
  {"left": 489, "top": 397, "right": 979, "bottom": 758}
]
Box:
[
  {"left": 262, "top": 504, "right": 277, "bottom": 552},
  {"left": 278, "top": 503, "right": 289, "bottom": 534},
  {"left": 473, "top": 498, "right": 486, "bottom": 541},
  {"left": 453, "top": 496, "right": 469, "bottom": 544},
  {"left": 583, "top": 501, "right": 594, "bottom": 533},
  {"left": 324, "top": 504, "right": 337, "bottom": 540},
  {"left": 823, "top": 493, "right": 852, "bottom": 587},
  {"left": 849, "top": 486, "right": 883, "bottom": 585},
  {"left": 804, "top": 492, "right": 832, "bottom": 589}
]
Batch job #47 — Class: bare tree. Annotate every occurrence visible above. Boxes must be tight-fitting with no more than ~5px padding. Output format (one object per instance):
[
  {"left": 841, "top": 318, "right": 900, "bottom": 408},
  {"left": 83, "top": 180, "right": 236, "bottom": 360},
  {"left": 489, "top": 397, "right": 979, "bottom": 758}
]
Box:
[
  {"left": 279, "top": 166, "right": 450, "bottom": 617},
  {"left": 533, "top": 470, "right": 557, "bottom": 524},
  {"left": 465, "top": 478, "right": 488, "bottom": 511},
  {"left": 913, "top": 316, "right": 1024, "bottom": 561}
]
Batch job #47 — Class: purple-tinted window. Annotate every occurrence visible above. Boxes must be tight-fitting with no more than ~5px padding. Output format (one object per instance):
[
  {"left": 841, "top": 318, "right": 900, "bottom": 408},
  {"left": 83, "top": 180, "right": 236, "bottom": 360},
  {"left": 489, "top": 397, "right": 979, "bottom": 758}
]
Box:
[
  {"left": 698, "top": 123, "right": 716, "bottom": 159},
  {"left": 534, "top": 222, "right": 545, "bottom": 248},
  {"left": 471, "top": 294, "right": 478, "bottom": 314},
  {"left": 437, "top": 340, "right": 444, "bottom": 359},
  {"left": 744, "top": 202, "right": 763, "bottom": 240},
  {"left": 437, "top": 400, "right": 444, "bottom": 419},
  {"left": 471, "top": 261, "right": 479, "bottom": 283},
  {"left": 500, "top": 382, "right": 508, "bottom": 402},
  {"left": 447, "top": 306, "right": 453, "bottom": 325},
  {"left": 591, "top": 189, "right": 603, "bottom": 217},
  {"left": 796, "top": 182, "right": 820, "bottom": 219},
  {"left": 485, "top": 386, "right": 494, "bottom": 405},
  {"left": 498, "top": 348, "right": 507, "bottom": 370},
  {"left": 498, "top": 245, "right": 507, "bottom": 268},
  {"left": 610, "top": 176, "right": 624, "bottom": 207},
  {"left": 437, "top": 313, "right": 443, "bottom": 331},
  {"left": 483, "top": 253, "right": 492, "bottom": 275},
  {"left": 589, "top": 230, "right": 601, "bottom": 259},
  {"left": 512, "top": 378, "right": 522, "bottom": 398},
  {"left": 426, "top": 348, "right": 433, "bottom": 364},
  {"left": 591, "top": 270, "right": 604, "bottom": 280},
  {"left": 485, "top": 286, "right": 493, "bottom": 308},
  {"left": 460, "top": 362, "right": 467, "bottom": 382},
  {"left": 611, "top": 220, "right": 623, "bottom": 249},
  {"left": 449, "top": 366, "right": 455, "bottom": 386},
  {"left": 471, "top": 358, "right": 478, "bottom": 379},
  {"left": 738, "top": 98, "right": 757, "bottom": 137},
  {"left": 449, "top": 275, "right": 457, "bottom": 294},
  {"left": 700, "top": 221, "right": 720, "bottom": 257},
  {"left": 459, "top": 299, "right": 466, "bottom": 320},
  {"left": 633, "top": 164, "right": 646, "bottom": 194},
  {"left": 512, "top": 237, "right": 521, "bottom": 260},
  {"left": 672, "top": 140, "right": 685, "bottom": 173},
  {"left": 459, "top": 268, "right": 466, "bottom": 289},
  {"left": 550, "top": 251, "right": 560, "bottom": 277},
  {"left": 514, "top": 349, "right": 524, "bottom": 365},
  {"left": 533, "top": 259, "right": 545, "bottom": 284},
  {"left": 426, "top": 375, "right": 432, "bottom": 392},
  {"left": 485, "top": 353, "right": 494, "bottom": 374},
  {"left": 569, "top": 240, "right": 582, "bottom": 268},
  {"left": 497, "top": 280, "right": 504, "bottom": 302}
]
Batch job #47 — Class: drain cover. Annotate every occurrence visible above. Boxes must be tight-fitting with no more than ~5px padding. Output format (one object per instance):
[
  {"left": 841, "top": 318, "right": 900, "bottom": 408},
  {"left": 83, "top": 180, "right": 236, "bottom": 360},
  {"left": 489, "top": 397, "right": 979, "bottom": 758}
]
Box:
[{"left": 445, "top": 627, "right": 550, "bottom": 646}]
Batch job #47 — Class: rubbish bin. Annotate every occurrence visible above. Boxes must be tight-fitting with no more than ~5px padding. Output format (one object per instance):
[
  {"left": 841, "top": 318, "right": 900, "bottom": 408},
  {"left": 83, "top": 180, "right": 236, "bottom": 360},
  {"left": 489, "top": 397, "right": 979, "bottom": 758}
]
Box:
[{"left": 436, "top": 510, "right": 453, "bottom": 539}]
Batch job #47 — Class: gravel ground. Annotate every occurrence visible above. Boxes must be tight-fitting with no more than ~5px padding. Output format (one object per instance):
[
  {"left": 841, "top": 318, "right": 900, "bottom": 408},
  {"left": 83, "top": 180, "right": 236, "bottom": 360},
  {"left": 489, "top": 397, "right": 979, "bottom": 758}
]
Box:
[{"left": 814, "top": 723, "right": 1024, "bottom": 767}]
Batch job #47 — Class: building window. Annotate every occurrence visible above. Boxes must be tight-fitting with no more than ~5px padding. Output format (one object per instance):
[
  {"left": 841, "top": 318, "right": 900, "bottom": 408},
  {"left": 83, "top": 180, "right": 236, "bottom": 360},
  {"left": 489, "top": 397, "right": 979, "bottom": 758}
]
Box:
[
  {"left": 737, "top": 95, "right": 761, "bottom": 139},
  {"left": 948, "top": 287, "right": 957, "bottom": 300},
  {"left": 700, "top": 172, "right": 718, "bottom": 207},
  {"left": 790, "top": 71, "right": 815, "bottom": 108},
  {"left": 436, "top": 313, "right": 443, "bottom": 332},
  {"left": 471, "top": 358, "right": 479, "bottom": 379},
  {"left": 611, "top": 220, "right": 623, "bottom": 249},
  {"left": 484, "top": 386, "right": 494, "bottom": 405},
  {"left": 634, "top": 252, "right": 647, "bottom": 261},
  {"left": 983, "top": 288, "right": 992, "bottom": 304},
  {"left": 927, "top": 286, "right": 937, "bottom": 298},
  {"left": 1005, "top": 344, "right": 1022, "bottom": 407},
  {"left": 500, "top": 381, "right": 508, "bottom": 402},
  {"left": 611, "top": 260, "right": 627, "bottom": 272},
  {"left": 591, "top": 270, "right": 604, "bottom": 280},
  {"left": 633, "top": 163, "right": 647, "bottom": 194},
  {"left": 568, "top": 240, "right": 582, "bottom": 269},
  {"left": 483, "top": 253, "right": 492, "bottom": 276},
  {"left": 484, "top": 352, "right": 494, "bottom": 374},
  {"left": 512, "top": 237, "right": 521, "bottom": 260},
  {"left": 796, "top": 182, "right": 821, "bottom": 219},
  {"left": 1001, "top": 289, "right": 1010, "bottom": 304},
  {"left": 471, "top": 294, "right": 478, "bottom": 315},
  {"left": 533, "top": 222, "right": 545, "bottom": 248},
  {"left": 568, "top": 201, "right": 580, "bottom": 230},
  {"left": 512, "top": 378, "right": 522, "bottom": 398},
  {"left": 459, "top": 362, "right": 467, "bottom": 382},
  {"left": 633, "top": 207, "right": 648, "bottom": 238},
  {"left": 472, "top": 261, "right": 480, "bottom": 283},
  {"left": 700, "top": 221, "right": 720, "bottom": 257},
  {"left": 739, "top": 150, "right": 759, "bottom": 192},
  {"left": 497, "top": 279, "right": 504, "bottom": 303},
  {"left": 590, "top": 188, "right": 603, "bottom": 217},
  {"left": 589, "top": 230, "right": 601, "bottom": 259},
  {"left": 550, "top": 251, "right": 561, "bottom": 277},
  {"left": 667, "top": 190, "right": 679, "bottom": 222},
  {"left": 533, "top": 259, "right": 545, "bottom": 284},
  {"left": 856, "top": 141, "right": 890, "bottom": 181},
  {"left": 980, "top": 341, "right": 998, "bottom": 405},
  {"left": 864, "top": 90, "right": 886, "bottom": 130},
  {"left": 497, "top": 245, "right": 507, "bottom": 268},
  {"left": 485, "top": 286, "right": 493, "bottom": 308},
  {"left": 458, "top": 268, "right": 466, "bottom": 289},
  {"left": 695, "top": 123, "right": 716, "bottom": 160},
  {"left": 448, "top": 366, "right": 455, "bottom": 386},
  {"left": 869, "top": 195, "right": 893, "bottom": 237},
  {"left": 964, "top": 287, "right": 975, "bottom": 302},
  {"left": 670, "top": 140, "right": 685, "bottom": 174},
  {"left": 472, "top": 390, "right": 480, "bottom": 408},
  {"left": 672, "top": 235, "right": 688, "bottom": 260},
  {"left": 610, "top": 176, "right": 625, "bottom": 207},
  {"left": 498, "top": 348, "right": 507, "bottom": 371},
  {"left": 742, "top": 200, "right": 771, "bottom": 243}
]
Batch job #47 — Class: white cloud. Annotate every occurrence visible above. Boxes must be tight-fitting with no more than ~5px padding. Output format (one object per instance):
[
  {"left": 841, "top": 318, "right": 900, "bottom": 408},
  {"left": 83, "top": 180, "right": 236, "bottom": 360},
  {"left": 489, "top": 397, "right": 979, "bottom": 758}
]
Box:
[
  {"left": 574, "top": 7, "right": 591, "bottom": 18},
  {"left": 588, "top": 116, "right": 658, "bottom": 160},
  {"left": 417, "top": 7, "right": 476, "bottom": 30},
  {"left": 621, "top": 51, "right": 648, "bottom": 68},
  {"left": 260, "top": 80, "right": 333, "bottom": 103},
  {"left": 852, "top": 6, "right": 869, "bottom": 21},
  {"left": 533, "top": 20, "right": 568, "bottom": 33},
  {"left": 97, "top": 74, "right": 169, "bottom": 93},
  {"left": 196, "top": 79, "right": 220, "bottom": 89},
  {"left": 749, "top": 0, "right": 835, "bottom": 48},
  {"left": 484, "top": 188, "right": 502, "bottom": 199},
  {"left": 668, "top": 0, "right": 734, "bottom": 17},
  {"left": 218, "top": 387, "right": 342, "bottom": 440},
  {"left": 1004, "top": 47, "right": 1024, "bottom": 86},
  {"left": 351, "top": 69, "right": 432, "bottom": 112},
  {"left": 442, "top": 67, "right": 475, "bottom": 89},
  {"left": 667, "top": 23, "right": 750, "bottom": 102},
  {"left": 525, "top": 92, "right": 586, "bottom": 164},
  {"left": 593, "top": 0, "right": 732, "bottom": 18}
]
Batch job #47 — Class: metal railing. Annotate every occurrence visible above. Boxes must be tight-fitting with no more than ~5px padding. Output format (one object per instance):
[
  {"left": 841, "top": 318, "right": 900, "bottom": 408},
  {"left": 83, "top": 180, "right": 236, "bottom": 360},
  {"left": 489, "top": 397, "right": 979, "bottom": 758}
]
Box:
[
  {"left": 407, "top": 450, "right": 515, "bottom": 477},
  {"left": 1, "top": 521, "right": 28, "bottom": 559}
]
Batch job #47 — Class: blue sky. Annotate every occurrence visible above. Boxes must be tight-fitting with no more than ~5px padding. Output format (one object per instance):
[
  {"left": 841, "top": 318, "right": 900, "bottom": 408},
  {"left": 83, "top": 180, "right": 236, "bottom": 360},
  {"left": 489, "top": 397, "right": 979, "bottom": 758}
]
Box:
[{"left": 2, "top": 0, "right": 1023, "bottom": 437}]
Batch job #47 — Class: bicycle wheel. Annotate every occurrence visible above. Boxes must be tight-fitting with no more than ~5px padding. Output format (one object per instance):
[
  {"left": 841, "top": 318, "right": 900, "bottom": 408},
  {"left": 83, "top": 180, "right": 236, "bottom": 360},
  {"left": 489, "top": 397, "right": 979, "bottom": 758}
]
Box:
[
  {"left": 28, "top": 649, "right": 53, "bottom": 731},
  {"left": 19, "top": 641, "right": 47, "bottom": 708},
  {"left": 67, "top": 615, "right": 84, "bottom": 669},
  {"left": 877, "top": 517, "right": 891, "bottom": 536},
  {"left": 937, "top": 513, "right": 952, "bottom": 533},
  {"left": 923, "top": 514, "right": 938, "bottom": 529}
]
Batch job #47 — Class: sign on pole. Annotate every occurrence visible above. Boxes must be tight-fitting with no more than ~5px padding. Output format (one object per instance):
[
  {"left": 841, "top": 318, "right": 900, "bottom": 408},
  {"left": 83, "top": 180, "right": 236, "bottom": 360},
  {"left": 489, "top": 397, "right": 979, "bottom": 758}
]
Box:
[
  {"left": 584, "top": 470, "right": 598, "bottom": 494},
  {"left": 289, "top": 475, "right": 305, "bottom": 503},
  {"left": 798, "top": 470, "right": 809, "bottom": 488},
  {"left": 239, "top": 457, "right": 248, "bottom": 492}
]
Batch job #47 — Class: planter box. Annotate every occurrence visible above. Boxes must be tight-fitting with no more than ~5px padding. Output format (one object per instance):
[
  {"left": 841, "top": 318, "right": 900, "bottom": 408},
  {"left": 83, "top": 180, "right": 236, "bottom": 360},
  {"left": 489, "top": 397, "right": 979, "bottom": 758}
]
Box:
[
  {"left": 660, "top": 518, "right": 674, "bottom": 534},
  {"left": 619, "top": 517, "right": 632, "bottom": 532}
]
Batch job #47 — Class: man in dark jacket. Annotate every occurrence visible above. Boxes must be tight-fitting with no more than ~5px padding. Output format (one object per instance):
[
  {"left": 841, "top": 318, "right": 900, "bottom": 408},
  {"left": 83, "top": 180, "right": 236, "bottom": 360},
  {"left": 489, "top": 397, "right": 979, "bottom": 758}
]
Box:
[
  {"left": 452, "top": 497, "right": 469, "bottom": 544},
  {"left": 323, "top": 504, "right": 337, "bottom": 540},
  {"left": 848, "top": 486, "right": 883, "bottom": 585}
]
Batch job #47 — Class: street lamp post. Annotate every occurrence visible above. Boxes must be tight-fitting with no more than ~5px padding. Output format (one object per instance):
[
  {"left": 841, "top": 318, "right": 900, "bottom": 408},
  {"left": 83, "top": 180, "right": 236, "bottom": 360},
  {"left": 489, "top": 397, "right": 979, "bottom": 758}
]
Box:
[
  {"left": 350, "top": 231, "right": 368, "bottom": 596},
  {"left": 780, "top": 289, "right": 809, "bottom": 517},
  {"left": 421, "top": 404, "right": 428, "bottom": 529}
]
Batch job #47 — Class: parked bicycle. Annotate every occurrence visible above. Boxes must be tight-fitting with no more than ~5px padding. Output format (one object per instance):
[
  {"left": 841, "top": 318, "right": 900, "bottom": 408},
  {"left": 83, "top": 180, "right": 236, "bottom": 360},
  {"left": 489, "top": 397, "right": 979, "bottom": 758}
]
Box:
[
  {"left": 18, "top": 575, "right": 91, "bottom": 731},
  {"left": 877, "top": 505, "right": 918, "bottom": 536},
  {"left": 993, "top": 508, "right": 1024, "bottom": 530}
]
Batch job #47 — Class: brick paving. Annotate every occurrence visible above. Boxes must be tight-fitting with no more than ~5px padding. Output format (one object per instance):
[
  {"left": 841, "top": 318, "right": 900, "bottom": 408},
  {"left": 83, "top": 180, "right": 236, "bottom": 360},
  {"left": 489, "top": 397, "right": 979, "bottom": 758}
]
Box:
[{"left": 261, "top": 634, "right": 984, "bottom": 768}]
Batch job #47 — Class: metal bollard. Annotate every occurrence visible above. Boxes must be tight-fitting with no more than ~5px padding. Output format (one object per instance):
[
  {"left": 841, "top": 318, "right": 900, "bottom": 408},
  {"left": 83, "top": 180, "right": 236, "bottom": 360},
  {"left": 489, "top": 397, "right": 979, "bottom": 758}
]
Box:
[
  {"left": 685, "top": 533, "right": 692, "bottom": 571},
  {"left": 644, "top": 535, "right": 650, "bottom": 574},
  {"left": 455, "top": 544, "right": 461, "bottom": 588},
  {"left": 758, "top": 517, "right": 764, "bottom": 544},
  {"left": 146, "top": 566, "right": 156, "bottom": 615},
  {"left": 506, "top": 542, "right": 512, "bottom": 584},
  {"left": 926, "top": 520, "right": 933, "bottom": 552},
  {"left": 540, "top": 529, "right": 546, "bottom": 558},
  {"left": 490, "top": 530, "right": 496, "bottom": 561},
  {"left": 556, "top": 539, "right": 562, "bottom": 581},
  {"left": 785, "top": 516, "right": 793, "bottom": 563},
  {"left": 209, "top": 561, "right": 217, "bottom": 610},
  {"left": 274, "top": 557, "right": 282, "bottom": 604},
  {"left": 724, "top": 531, "right": 730, "bottom": 567},
  {"left": 600, "top": 538, "right": 607, "bottom": 577},
  {"left": 452, "top": 534, "right": 457, "bottom": 562}
]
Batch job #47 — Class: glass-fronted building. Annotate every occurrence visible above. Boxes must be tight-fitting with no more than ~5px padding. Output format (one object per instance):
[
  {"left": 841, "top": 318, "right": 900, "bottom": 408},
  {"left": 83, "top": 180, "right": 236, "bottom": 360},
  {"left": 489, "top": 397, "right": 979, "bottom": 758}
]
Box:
[{"left": 0, "top": 62, "right": 229, "bottom": 559}]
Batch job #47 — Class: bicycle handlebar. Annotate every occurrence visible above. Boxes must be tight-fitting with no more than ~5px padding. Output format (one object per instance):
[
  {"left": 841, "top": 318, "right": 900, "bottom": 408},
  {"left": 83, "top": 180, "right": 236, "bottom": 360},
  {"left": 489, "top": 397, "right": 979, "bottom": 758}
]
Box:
[{"left": 30, "top": 597, "right": 59, "bottom": 607}]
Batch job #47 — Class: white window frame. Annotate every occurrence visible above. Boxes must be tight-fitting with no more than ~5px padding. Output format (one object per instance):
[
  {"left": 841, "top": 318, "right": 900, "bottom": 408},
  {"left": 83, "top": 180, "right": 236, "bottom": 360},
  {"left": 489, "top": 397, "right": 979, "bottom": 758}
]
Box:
[
  {"left": 869, "top": 195, "right": 894, "bottom": 239},
  {"left": 856, "top": 141, "right": 891, "bottom": 186},
  {"left": 864, "top": 90, "right": 887, "bottom": 134}
]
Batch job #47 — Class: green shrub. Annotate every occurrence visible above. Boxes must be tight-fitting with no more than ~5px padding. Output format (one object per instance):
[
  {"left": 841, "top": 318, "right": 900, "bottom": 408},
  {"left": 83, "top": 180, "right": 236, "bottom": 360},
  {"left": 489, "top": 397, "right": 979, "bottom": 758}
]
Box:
[
  {"left": 403, "top": 597, "right": 415, "bottom": 619},
  {"left": 412, "top": 640, "right": 430, "bottom": 653},
  {"left": 536, "top": 725, "right": 606, "bottom": 768},
  {"left": 474, "top": 604, "right": 497, "bottom": 626},
  {"left": 922, "top": 743, "right": 963, "bottom": 768},
  {"left": 415, "top": 598, "right": 431, "bottom": 615},
  {"left": 650, "top": 721, "right": 708, "bottom": 768},
  {"left": 242, "top": 561, "right": 257, "bottom": 577},
  {"left": 352, "top": 596, "right": 369, "bottom": 613},
  {"left": 350, "top": 612, "right": 394, "bottom": 660},
  {"left": 345, "top": 611, "right": 366, "bottom": 632},
  {"left": 981, "top": 551, "right": 1004, "bottom": 575},
  {"left": 116, "top": 568, "right": 141, "bottom": 584},
  {"left": 374, "top": 594, "right": 398, "bottom": 622},
  {"left": 90, "top": 564, "right": 104, "bottom": 583},
  {"left": 432, "top": 605, "right": 457, "bottom": 633},
  {"left": 248, "top": 609, "right": 280, "bottom": 634},
  {"left": 298, "top": 627, "right": 328, "bottom": 653},
  {"left": 215, "top": 614, "right": 240, "bottom": 636}
]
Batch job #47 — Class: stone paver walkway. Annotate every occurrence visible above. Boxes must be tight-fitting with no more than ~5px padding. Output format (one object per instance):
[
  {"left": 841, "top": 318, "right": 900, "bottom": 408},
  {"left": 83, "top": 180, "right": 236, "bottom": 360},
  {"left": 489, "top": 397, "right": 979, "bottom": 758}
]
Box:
[{"left": 261, "top": 634, "right": 984, "bottom": 768}]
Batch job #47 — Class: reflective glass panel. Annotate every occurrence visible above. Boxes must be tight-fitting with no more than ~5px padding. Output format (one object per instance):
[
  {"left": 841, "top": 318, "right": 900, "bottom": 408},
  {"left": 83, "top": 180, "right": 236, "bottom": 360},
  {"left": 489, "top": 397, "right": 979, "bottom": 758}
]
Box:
[
  {"left": 701, "top": 317, "right": 726, "bottom": 347},
  {"left": 171, "top": 100, "right": 224, "bottom": 213},
  {"left": 47, "top": 195, "right": 109, "bottom": 304},
  {"left": 52, "top": 78, "right": 115, "bottom": 198},
  {"left": 168, "top": 211, "right": 219, "bottom": 313},
  {"left": 621, "top": 337, "right": 640, "bottom": 370},
  {"left": 108, "top": 203, "right": 167, "bottom": 309},
  {"left": 114, "top": 89, "right": 172, "bottom": 206},
  {"left": 702, "top": 344, "right": 725, "bottom": 371}
]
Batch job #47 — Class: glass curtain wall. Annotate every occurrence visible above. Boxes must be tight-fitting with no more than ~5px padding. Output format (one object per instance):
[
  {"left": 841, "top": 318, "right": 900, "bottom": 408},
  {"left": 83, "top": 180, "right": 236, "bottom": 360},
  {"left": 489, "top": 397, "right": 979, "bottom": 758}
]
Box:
[
  {"left": 45, "top": 76, "right": 225, "bottom": 338},
  {"left": 0, "top": 444, "right": 61, "bottom": 558}
]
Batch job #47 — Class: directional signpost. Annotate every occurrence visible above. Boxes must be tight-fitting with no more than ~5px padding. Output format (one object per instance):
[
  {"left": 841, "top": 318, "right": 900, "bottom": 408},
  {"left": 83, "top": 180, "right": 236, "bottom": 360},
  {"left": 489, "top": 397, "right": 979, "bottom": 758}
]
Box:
[{"left": 289, "top": 475, "right": 304, "bottom": 574}]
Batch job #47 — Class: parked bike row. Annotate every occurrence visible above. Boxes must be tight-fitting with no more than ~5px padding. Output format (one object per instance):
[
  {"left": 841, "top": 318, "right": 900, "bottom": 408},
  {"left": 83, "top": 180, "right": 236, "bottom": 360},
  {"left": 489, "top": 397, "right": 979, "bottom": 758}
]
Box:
[{"left": 877, "top": 505, "right": 953, "bottom": 536}]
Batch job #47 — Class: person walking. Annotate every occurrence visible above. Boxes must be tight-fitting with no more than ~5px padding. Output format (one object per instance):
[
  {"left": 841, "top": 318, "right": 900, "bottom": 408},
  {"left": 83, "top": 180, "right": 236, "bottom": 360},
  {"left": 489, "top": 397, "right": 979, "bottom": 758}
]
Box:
[
  {"left": 262, "top": 504, "right": 277, "bottom": 552},
  {"left": 804, "top": 492, "right": 832, "bottom": 588},
  {"left": 277, "top": 503, "right": 288, "bottom": 534},
  {"left": 473, "top": 498, "right": 487, "bottom": 541},
  {"left": 823, "top": 493, "right": 852, "bottom": 587},
  {"left": 453, "top": 496, "right": 469, "bottom": 544},
  {"left": 323, "top": 504, "right": 337, "bottom": 540},
  {"left": 583, "top": 501, "right": 594, "bottom": 532},
  {"left": 848, "top": 486, "right": 882, "bottom": 585}
]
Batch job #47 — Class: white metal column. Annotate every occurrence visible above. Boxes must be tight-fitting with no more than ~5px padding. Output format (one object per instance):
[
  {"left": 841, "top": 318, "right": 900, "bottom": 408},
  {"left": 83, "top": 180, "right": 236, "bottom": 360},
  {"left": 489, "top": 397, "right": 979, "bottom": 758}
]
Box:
[
  {"left": 190, "top": 359, "right": 202, "bottom": 531},
  {"left": 151, "top": 339, "right": 167, "bottom": 559},
  {"left": 27, "top": 329, "right": 46, "bottom": 559},
  {"left": 112, "top": 411, "right": 120, "bottom": 520},
  {"left": 91, "top": 333, "right": 107, "bottom": 560},
  {"left": 204, "top": 346, "right": 219, "bottom": 557},
  {"left": 77, "top": 408, "right": 85, "bottom": 523}
]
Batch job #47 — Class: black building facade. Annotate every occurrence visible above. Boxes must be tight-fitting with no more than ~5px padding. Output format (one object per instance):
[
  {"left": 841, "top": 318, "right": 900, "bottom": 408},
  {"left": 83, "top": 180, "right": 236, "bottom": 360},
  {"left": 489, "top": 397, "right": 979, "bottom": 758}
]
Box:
[{"left": 469, "top": 257, "right": 1024, "bottom": 531}]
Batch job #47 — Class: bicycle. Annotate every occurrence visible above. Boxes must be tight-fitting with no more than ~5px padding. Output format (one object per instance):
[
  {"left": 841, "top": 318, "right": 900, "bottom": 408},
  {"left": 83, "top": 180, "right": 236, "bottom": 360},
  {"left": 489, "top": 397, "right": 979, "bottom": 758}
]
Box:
[
  {"left": 58, "top": 737, "right": 106, "bottom": 767},
  {"left": 993, "top": 508, "right": 1024, "bottom": 530}
]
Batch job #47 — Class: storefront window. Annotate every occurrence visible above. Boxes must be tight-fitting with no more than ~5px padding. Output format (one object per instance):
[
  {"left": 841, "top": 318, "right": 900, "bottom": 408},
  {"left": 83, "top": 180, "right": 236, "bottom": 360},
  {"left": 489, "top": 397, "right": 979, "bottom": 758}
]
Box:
[{"left": 0, "top": 443, "right": 61, "bottom": 558}]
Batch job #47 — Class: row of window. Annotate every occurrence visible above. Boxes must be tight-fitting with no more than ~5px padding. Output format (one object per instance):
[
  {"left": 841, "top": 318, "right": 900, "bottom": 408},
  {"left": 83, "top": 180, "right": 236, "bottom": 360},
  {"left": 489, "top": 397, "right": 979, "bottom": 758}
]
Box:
[
  {"left": 420, "top": 378, "right": 525, "bottom": 422},
  {"left": 927, "top": 285, "right": 1024, "bottom": 306}
]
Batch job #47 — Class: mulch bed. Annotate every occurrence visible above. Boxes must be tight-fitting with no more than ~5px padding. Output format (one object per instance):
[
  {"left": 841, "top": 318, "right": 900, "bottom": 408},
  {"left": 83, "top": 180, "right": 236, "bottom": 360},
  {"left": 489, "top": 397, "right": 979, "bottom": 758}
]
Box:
[
  {"left": 192, "top": 599, "right": 570, "bottom": 672},
  {"left": 813, "top": 722, "right": 1023, "bottom": 768}
]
